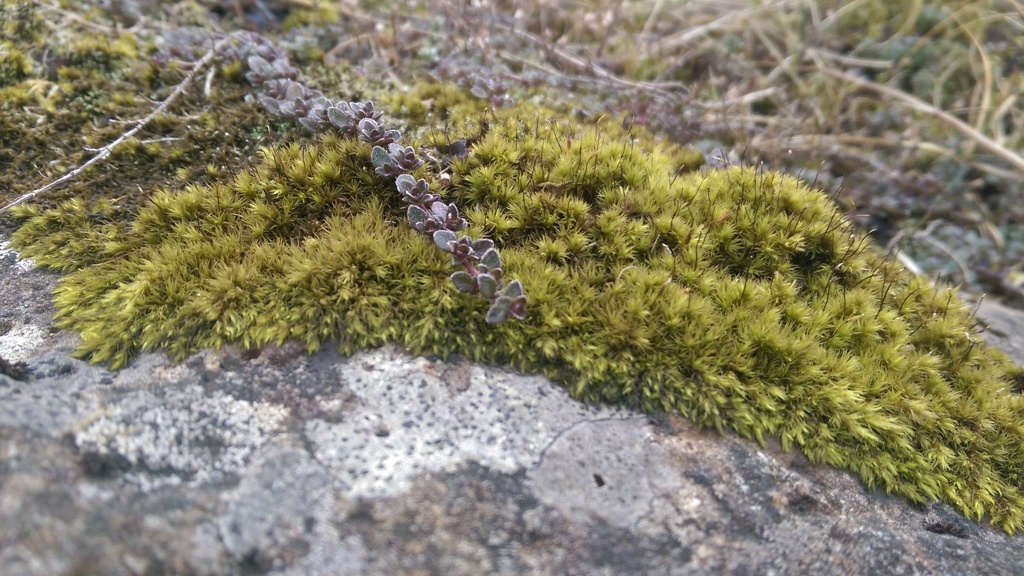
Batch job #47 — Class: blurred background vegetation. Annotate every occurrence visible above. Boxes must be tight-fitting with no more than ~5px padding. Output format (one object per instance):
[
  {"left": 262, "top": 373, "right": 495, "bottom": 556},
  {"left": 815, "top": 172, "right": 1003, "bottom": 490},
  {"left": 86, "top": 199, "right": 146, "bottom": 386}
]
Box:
[{"left": 2, "top": 0, "right": 1023, "bottom": 305}]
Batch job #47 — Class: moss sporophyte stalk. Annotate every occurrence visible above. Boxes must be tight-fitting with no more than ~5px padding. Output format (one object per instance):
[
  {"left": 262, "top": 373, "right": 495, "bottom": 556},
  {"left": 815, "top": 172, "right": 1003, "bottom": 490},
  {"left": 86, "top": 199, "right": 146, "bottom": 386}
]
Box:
[{"left": 6, "top": 42, "right": 1024, "bottom": 535}]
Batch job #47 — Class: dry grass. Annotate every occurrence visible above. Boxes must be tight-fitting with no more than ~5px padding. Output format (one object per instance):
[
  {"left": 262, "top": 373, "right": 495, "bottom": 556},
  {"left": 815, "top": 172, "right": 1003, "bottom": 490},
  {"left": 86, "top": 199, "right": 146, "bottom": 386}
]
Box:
[{"left": 385, "top": 0, "right": 1024, "bottom": 302}]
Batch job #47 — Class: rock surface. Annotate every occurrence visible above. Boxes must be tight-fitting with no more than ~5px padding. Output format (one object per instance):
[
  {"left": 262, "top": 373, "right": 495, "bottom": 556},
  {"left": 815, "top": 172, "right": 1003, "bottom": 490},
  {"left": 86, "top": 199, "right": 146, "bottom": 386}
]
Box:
[{"left": 2, "top": 237, "right": 1024, "bottom": 575}]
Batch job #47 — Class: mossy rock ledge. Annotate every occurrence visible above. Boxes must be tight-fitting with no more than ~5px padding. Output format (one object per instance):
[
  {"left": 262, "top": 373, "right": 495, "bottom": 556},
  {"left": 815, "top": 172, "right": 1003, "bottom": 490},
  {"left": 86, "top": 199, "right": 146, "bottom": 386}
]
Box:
[{"left": 9, "top": 99, "right": 1024, "bottom": 534}]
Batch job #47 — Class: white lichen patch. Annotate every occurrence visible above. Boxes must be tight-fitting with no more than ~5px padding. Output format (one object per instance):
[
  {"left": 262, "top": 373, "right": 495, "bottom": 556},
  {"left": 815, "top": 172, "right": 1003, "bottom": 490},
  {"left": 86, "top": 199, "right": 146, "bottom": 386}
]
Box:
[
  {"left": 73, "top": 387, "right": 287, "bottom": 491},
  {"left": 525, "top": 418, "right": 682, "bottom": 529},
  {"left": 0, "top": 323, "right": 47, "bottom": 362},
  {"left": 305, "top": 346, "right": 635, "bottom": 500},
  {"left": 0, "top": 241, "right": 36, "bottom": 274}
]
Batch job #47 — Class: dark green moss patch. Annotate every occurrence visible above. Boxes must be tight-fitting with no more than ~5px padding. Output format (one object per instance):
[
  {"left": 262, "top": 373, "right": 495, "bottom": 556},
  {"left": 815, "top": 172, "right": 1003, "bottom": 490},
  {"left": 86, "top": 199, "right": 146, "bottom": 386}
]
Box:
[{"left": 10, "top": 98, "right": 1024, "bottom": 533}]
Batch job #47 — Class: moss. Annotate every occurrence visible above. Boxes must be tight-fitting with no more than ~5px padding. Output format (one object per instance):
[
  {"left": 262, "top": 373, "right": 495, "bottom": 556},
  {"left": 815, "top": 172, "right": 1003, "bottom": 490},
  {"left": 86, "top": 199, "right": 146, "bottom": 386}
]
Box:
[
  {"left": 383, "top": 82, "right": 493, "bottom": 130},
  {"left": 0, "top": 41, "right": 32, "bottom": 85},
  {"left": 0, "top": 3, "right": 305, "bottom": 236},
  {"left": 280, "top": 5, "right": 340, "bottom": 31},
  {"left": 0, "top": 0, "right": 43, "bottom": 44},
  {"left": 9, "top": 92, "right": 1024, "bottom": 533},
  {"left": 54, "top": 33, "right": 138, "bottom": 72}
]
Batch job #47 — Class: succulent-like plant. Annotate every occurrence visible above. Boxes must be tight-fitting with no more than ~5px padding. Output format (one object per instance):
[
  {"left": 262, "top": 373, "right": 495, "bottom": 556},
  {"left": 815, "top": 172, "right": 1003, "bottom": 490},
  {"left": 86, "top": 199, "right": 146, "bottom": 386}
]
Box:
[
  {"left": 220, "top": 32, "right": 529, "bottom": 323},
  {"left": 371, "top": 144, "right": 423, "bottom": 178}
]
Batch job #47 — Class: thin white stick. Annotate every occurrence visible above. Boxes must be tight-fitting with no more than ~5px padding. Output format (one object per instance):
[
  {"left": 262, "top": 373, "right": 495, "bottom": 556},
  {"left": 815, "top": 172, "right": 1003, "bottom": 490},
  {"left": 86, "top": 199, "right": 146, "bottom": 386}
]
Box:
[{"left": 1, "top": 34, "right": 236, "bottom": 214}]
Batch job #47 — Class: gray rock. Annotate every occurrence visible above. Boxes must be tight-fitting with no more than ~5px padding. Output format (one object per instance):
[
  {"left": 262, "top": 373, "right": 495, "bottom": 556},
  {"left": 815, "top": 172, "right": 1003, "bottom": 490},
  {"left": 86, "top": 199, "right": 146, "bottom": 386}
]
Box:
[{"left": 2, "top": 236, "right": 1024, "bottom": 575}]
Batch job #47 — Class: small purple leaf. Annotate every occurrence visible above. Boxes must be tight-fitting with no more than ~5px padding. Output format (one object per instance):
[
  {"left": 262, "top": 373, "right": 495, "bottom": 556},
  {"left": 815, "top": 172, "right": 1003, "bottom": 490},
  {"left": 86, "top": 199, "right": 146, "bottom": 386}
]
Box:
[
  {"left": 375, "top": 163, "right": 400, "bottom": 178},
  {"left": 284, "top": 81, "right": 307, "bottom": 100},
  {"left": 502, "top": 279, "right": 524, "bottom": 298},
  {"left": 507, "top": 295, "right": 527, "bottom": 320},
  {"left": 371, "top": 146, "right": 392, "bottom": 169},
  {"left": 444, "top": 204, "right": 465, "bottom": 231},
  {"left": 328, "top": 106, "right": 351, "bottom": 128},
  {"left": 471, "top": 239, "right": 494, "bottom": 254},
  {"left": 486, "top": 297, "right": 511, "bottom": 324},
  {"left": 396, "top": 174, "right": 416, "bottom": 194},
  {"left": 433, "top": 229, "right": 457, "bottom": 251},
  {"left": 477, "top": 273, "right": 498, "bottom": 299},
  {"left": 471, "top": 83, "right": 489, "bottom": 100},
  {"left": 247, "top": 55, "right": 271, "bottom": 75},
  {"left": 429, "top": 201, "right": 449, "bottom": 222},
  {"left": 480, "top": 248, "right": 501, "bottom": 271},
  {"left": 450, "top": 271, "right": 477, "bottom": 293},
  {"left": 259, "top": 96, "right": 281, "bottom": 115},
  {"left": 407, "top": 204, "right": 429, "bottom": 232}
]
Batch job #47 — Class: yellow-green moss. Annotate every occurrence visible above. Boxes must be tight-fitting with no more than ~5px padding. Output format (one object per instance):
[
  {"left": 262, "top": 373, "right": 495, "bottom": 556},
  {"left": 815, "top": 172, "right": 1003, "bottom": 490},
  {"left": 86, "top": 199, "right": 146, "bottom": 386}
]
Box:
[
  {"left": 0, "top": 41, "right": 32, "bottom": 84},
  {"left": 9, "top": 95, "right": 1024, "bottom": 533},
  {"left": 55, "top": 32, "right": 138, "bottom": 72},
  {"left": 280, "top": 4, "right": 340, "bottom": 31},
  {"left": 0, "top": 0, "right": 43, "bottom": 44}
]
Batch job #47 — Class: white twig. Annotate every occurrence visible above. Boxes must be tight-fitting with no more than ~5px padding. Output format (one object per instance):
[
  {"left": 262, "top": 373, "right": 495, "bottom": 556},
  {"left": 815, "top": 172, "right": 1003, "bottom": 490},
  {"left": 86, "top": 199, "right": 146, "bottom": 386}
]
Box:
[{"left": 1, "top": 34, "right": 237, "bottom": 214}]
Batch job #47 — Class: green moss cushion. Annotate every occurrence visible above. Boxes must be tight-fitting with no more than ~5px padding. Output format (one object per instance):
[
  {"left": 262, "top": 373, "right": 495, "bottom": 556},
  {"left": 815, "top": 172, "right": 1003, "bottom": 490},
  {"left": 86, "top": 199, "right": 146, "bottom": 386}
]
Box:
[{"left": 10, "top": 102, "right": 1024, "bottom": 533}]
